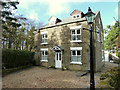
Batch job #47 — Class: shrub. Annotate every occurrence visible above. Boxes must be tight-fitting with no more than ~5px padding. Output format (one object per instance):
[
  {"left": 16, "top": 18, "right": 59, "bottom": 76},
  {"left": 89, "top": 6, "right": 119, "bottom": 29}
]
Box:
[
  {"left": 100, "top": 67, "right": 120, "bottom": 88},
  {"left": 2, "top": 49, "right": 35, "bottom": 69}
]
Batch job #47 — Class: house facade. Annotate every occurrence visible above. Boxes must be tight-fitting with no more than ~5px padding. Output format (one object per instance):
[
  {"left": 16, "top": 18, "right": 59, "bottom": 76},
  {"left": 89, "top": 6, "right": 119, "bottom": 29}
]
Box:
[{"left": 34, "top": 9, "right": 104, "bottom": 72}]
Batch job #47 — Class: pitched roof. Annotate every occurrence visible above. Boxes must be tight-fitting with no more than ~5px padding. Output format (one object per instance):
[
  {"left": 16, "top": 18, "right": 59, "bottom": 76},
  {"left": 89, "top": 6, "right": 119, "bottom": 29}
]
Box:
[{"left": 38, "top": 11, "right": 99, "bottom": 30}]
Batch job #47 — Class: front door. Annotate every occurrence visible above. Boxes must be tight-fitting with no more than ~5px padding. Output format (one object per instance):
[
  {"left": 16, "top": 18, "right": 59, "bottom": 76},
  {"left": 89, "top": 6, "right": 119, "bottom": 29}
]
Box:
[{"left": 55, "top": 51, "right": 62, "bottom": 68}]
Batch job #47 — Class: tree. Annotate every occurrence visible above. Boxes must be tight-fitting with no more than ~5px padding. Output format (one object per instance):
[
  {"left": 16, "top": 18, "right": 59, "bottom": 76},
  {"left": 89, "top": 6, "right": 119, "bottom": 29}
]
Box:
[
  {"left": 104, "top": 21, "right": 120, "bottom": 50},
  {"left": 1, "top": 0, "right": 21, "bottom": 48}
]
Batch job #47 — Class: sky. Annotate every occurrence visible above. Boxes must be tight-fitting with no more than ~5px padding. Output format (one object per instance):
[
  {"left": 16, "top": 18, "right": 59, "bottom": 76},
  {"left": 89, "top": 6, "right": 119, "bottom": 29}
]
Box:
[{"left": 16, "top": 0, "right": 119, "bottom": 29}]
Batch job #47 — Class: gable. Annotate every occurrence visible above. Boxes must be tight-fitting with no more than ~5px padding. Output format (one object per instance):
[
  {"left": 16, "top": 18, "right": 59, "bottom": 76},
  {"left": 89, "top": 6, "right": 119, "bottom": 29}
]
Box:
[
  {"left": 70, "top": 9, "right": 82, "bottom": 16},
  {"left": 49, "top": 16, "right": 57, "bottom": 21},
  {"left": 49, "top": 16, "right": 61, "bottom": 25},
  {"left": 70, "top": 9, "right": 84, "bottom": 19}
]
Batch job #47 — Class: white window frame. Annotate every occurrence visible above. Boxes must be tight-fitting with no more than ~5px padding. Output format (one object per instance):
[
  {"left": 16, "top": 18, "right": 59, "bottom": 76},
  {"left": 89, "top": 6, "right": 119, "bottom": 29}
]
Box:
[
  {"left": 41, "top": 48, "right": 48, "bottom": 62},
  {"left": 41, "top": 31, "right": 48, "bottom": 45},
  {"left": 70, "top": 47, "right": 82, "bottom": 64},
  {"left": 70, "top": 26, "right": 82, "bottom": 42},
  {"left": 96, "top": 26, "right": 100, "bottom": 42}
]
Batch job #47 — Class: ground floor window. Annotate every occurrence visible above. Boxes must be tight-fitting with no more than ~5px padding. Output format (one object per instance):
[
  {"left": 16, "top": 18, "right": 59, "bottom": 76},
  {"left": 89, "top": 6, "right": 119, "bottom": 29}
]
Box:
[
  {"left": 102, "top": 49, "right": 104, "bottom": 62},
  {"left": 41, "top": 48, "right": 48, "bottom": 62},
  {"left": 70, "top": 47, "right": 82, "bottom": 64}
]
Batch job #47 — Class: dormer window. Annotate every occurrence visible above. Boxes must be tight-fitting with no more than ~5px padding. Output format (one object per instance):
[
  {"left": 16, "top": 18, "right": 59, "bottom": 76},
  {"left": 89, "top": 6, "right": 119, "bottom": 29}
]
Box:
[
  {"left": 49, "top": 16, "right": 61, "bottom": 25},
  {"left": 70, "top": 9, "right": 84, "bottom": 19},
  {"left": 77, "top": 15, "right": 79, "bottom": 18},
  {"left": 73, "top": 16, "right": 76, "bottom": 18}
]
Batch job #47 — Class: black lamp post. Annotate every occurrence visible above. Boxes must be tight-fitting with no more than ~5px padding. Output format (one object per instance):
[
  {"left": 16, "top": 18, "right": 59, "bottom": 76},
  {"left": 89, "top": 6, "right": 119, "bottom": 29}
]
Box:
[{"left": 85, "top": 7, "right": 95, "bottom": 89}]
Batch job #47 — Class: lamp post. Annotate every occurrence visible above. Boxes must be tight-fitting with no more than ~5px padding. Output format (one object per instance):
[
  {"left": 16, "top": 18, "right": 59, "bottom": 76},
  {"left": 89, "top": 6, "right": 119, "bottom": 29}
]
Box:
[{"left": 85, "top": 7, "right": 95, "bottom": 89}]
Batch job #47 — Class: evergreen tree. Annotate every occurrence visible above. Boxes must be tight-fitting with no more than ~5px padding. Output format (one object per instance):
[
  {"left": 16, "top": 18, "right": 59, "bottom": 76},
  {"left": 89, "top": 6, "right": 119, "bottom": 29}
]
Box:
[{"left": 1, "top": 0, "right": 21, "bottom": 48}]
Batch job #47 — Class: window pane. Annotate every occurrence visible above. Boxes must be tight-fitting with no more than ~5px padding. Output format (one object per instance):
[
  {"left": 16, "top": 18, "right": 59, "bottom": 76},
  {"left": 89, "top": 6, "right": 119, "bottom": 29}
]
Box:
[
  {"left": 71, "top": 30, "right": 75, "bottom": 34},
  {"left": 45, "top": 34, "right": 47, "bottom": 38},
  {"left": 59, "top": 53, "right": 61, "bottom": 60},
  {"left": 73, "top": 16, "right": 76, "bottom": 18},
  {"left": 72, "top": 51, "right": 76, "bottom": 55},
  {"left": 42, "top": 39, "right": 44, "bottom": 43},
  {"left": 41, "top": 51, "right": 44, "bottom": 55},
  {"left": 77, "top": 56, "right": 81, "bottom": 62},
  {"left": 44, "top": 39, "right": 47, "bottom": 43},
  {"left": 77, "top": 51, "right": 81, "bottom": 55},
  {"left": 71, "top": 35, "right": 76, "bottom": 40},
  {"left": 77, "top": 29, "right": 80, "bottom": 34},
  {"left": 42, "top": 35, "right": 44, "bottom": 38},
  {"left": 45, "top": 56, "right": 47, "bottom": 60},
  {"left": 45, "top": 51, "right": 48, "bottom": 55},
  {"left": 77, "top": 35, "right": 81, "bottom": 40},
  {"left": 72, "top": 56, "right": 77, "bottom": 62}
]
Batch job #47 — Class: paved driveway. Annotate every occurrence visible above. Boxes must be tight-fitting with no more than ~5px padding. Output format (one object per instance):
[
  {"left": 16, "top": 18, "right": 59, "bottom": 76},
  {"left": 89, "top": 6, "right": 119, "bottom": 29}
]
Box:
[{"left": 2, "top": 62, "right": 118, "bottom": 88}]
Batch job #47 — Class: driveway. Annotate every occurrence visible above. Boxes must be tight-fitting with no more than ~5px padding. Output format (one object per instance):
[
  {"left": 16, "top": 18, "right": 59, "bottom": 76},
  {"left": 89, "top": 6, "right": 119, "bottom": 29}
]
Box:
[{"left": 2, "top": 62, "right": 118, "bottom": 88}]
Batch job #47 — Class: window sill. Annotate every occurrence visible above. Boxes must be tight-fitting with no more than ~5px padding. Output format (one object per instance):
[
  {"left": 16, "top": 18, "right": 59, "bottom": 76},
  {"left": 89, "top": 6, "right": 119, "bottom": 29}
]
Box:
[
  {"left": 41, "top": 60, "right": 48, "bottom": 62},
  {"left": 70, "top": 40, "right": 82, "bottom": 43},
  {"left": 70, "top": 62, "right": 82, "bottom": 64},
  {"left": 41, "top": 43, "right": 48, "bottom": 45}
]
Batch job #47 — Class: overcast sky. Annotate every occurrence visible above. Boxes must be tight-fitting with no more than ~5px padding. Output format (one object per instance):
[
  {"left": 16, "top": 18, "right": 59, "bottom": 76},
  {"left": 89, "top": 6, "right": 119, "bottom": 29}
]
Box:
[{"left": 17, "top": 0, "right": 119, "bottom": 28}]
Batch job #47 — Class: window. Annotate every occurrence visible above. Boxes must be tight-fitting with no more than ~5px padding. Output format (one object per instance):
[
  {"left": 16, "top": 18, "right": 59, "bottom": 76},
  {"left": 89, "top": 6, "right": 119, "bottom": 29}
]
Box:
[
  {"left": 70, "top": 47, "right": 82, "bottom": 64},
  {"left": 41, "top": 31, "right": 48, "bottom": 44},
  {"left": 41, "top": 48, "right": 48, "bottom": 62},
  {"left": 77, "top": 15, "right": 79, "bottom": 18},
  {"left": 101, "top": 32, "right": 103, "bottom": 44},
  {"left": 73, "top": 15, "right": 80, "bottom": 19},
  {"left": 96, "top": 26, "right": 100, "bottom": 42},
  {"left": 73, "top": 16, "right": 76, "bottom": 18},
  {"left": 99, "top": 18, "right": 101, "bottom": 25},
  {"left": 70, "top": 26, "right": 82, "bottom": 42},
  {"left": 102, "top": 49, "right": 104, "bottom": 62}
]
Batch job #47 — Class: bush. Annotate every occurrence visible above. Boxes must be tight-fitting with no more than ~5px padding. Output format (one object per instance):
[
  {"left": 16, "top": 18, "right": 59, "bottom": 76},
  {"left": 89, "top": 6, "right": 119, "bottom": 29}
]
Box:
[
  {"left": 100, "top": 67, "right": 120, "bottom": 88},
  {"left": 2, "top": 49, "right": 35, "bottom": 69},
  {"left": 116, "top": 51, "right": 120, "bottom": 58}
]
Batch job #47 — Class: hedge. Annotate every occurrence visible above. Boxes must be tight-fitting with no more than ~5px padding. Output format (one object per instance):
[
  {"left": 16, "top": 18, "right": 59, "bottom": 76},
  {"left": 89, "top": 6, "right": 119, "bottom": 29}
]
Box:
[{"left": 2, "top": 49, "right": 35, "bottom": 69}]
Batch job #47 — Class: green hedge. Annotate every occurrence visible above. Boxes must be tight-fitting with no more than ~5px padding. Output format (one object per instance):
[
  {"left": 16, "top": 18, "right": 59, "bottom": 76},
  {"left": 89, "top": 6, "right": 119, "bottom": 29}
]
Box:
[{"left": 2, "top": 49, "right": 35, "bottom": 69}]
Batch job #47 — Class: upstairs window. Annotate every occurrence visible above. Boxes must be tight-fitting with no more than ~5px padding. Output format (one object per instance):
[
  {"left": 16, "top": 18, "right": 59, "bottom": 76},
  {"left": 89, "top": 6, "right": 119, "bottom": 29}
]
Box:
[
  {"left": 77, "top": 15, "right": 79, "bottom": 18},
  {"left": 96, "top": 26, "right": 100, "bottom": 42},
  {"left": 73, "top": 15, "right": 80, "bottom": 19},
  {"left": 101, "top": 32, "right": 103, "bottom": 44},
  {"left": 41, "top": 31, "right": 48, "bottom": 44},
  {"left": 71, "top": 29, "right": 81, "bottom": 41},
  {"left": 73, "top": 16, "right": 76, "bottom": 18},
  {"left": 70, "top": 26, "right": 82, "bottom": 42}
]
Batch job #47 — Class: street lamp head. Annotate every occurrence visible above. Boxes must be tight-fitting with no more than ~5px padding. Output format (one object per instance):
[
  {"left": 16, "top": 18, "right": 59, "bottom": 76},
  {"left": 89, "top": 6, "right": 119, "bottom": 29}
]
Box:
[{"left": 85, "top": 7, "right": 95, "bottom": 24}]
